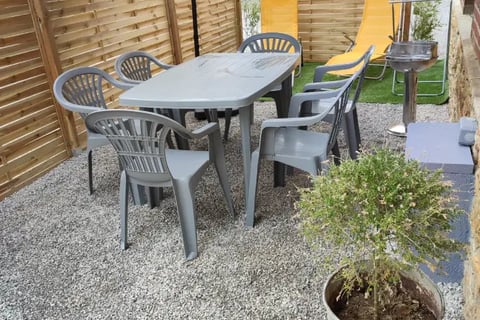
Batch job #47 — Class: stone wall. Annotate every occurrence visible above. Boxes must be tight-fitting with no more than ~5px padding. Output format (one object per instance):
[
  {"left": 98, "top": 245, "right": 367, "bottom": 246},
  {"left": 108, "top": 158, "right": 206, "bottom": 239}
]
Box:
[{"left": 449, "top": 1, "right": 480, "bottom": 319}]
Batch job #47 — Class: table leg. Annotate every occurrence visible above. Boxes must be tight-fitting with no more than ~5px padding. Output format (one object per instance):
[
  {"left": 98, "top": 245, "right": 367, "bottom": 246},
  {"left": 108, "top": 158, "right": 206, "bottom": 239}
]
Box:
[
  {"left": 168, "top": 109, "right": 190, "bottom": 150},
  {"left": 273, "top": 74, "right": 293, "bottom": 187},
  {"left": 239, "top": 104, "right": 253, "bottom": 206}
]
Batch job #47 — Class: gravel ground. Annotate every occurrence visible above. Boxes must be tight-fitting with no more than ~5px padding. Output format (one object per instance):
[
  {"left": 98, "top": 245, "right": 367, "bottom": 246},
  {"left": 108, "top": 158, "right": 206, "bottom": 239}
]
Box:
[{"left": 0, "top": 101, "right": 464, "bottom": 319}]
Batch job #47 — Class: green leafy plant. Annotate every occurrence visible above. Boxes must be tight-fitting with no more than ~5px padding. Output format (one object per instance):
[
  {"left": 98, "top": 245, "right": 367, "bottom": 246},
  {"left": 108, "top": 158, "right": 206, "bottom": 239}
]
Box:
[
  {"left": 412, "top": 0, "right": 442, "bottom": 40},
  {"left": 242, "top": 0, "right": 260, "bottom": 37},
  {"left": 297, "top": 148, "right": 464, "bottom": 318}
]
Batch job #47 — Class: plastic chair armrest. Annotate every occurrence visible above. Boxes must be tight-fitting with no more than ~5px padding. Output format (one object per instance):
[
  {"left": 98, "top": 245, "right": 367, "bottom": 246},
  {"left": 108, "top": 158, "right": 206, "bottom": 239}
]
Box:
[
  {"left": 58, "top": 100, "right": 102, "bottom": 115},
  {"left": 110, "top": 78, "right": 134, "bottom": 91},
  {"left": 193, "top": 122, "right": 224, "bottom": 161},
  {"left": 303, "top": 79, "right": 350, "bottom": 92},
  {"left": 288, "top": 89, "right": 344, "bottom": 117},
  {"left": 313, "top": 55, "right": 365, "bottom": 81},
  {"left": 118, "top": 78, "right": 141, "bottom": 86},
  {"left": 261, "top": 106, "right": 332, "bottom": 130},
  {"left": 152, "top": 60, "right": 174, "bottom": 70},
  {"left": 191, "top": 122, "right": 219, "bottom": 138}
]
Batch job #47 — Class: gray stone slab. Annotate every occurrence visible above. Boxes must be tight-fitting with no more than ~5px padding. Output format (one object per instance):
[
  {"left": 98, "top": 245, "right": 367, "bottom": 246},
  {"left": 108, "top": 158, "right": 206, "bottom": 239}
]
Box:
[
  {"left": 405, "top": 122, "right": 474, "bottom": 174},
  {"left": 405, "top": 122, "right": 474, "bottom": 283},
  {"left": 419, "top": 173, "right": 473, "bottom": 283}
]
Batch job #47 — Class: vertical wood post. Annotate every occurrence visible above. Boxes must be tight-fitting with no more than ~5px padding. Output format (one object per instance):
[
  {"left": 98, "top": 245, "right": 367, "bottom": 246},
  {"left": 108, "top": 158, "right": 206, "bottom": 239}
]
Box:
[
  {"left": 27, "top": 0, "right": 77, "bottom": 152},
  {"left": 234, "top": 0, "right": 244, "bottom": 47},
  {"left": 402, "top": 3, "right": 412, "bottom": 42},
  {"left": 165, "top": 0, "right": 183, "bottom": 64}
]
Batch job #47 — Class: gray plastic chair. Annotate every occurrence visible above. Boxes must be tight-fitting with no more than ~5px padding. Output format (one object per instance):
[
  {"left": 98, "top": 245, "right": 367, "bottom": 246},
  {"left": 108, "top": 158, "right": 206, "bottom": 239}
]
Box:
[
  {"left": 115, "top": 51, "right": 191, "bottom": 147},
  {"left": 115, "top": 51, "right": 228, "bottom": 143},
  {"left": 245, "top": 72, "right": 358, "bottom": 227},
  {"left": 302, "top": 46, "right": 374, "bottom": 159},
  {"left": 85, "top": 109, "right": 235, "bottom": 260},
  {"left": 238, "top": 32, "right": 302, "bottom": 117},
  {"left": 53, "top": 66, "right": 132, "bottom": 194},
  {"left": 238, "top": 32, "right": 303, "bottom": 187}
]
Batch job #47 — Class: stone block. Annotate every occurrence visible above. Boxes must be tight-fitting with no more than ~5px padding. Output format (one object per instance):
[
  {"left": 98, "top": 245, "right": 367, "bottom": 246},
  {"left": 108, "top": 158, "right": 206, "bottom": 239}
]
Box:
[
  {"left": 406, "top": 122, "right": 475, "bottom": 174},
  {"left": 406, "top": 122, "right": 474, "bottom": 283}
]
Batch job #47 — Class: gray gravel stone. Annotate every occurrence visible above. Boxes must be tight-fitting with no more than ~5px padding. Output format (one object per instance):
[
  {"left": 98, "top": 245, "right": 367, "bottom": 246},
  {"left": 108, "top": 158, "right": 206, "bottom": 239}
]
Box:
[{"left": 0, "top": 101, "right": 463, "bottom": 319}]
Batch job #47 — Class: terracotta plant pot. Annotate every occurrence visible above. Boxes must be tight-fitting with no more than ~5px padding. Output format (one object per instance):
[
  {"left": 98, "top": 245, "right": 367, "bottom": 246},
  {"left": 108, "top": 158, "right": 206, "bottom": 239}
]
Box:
[{"left": 323, "top": 264, "right": 445, "bottom": 320}]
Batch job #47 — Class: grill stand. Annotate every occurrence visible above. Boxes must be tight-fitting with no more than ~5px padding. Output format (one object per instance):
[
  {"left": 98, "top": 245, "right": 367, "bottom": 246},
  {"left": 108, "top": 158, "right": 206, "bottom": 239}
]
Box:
[{"left": 388, "top": 70, "right": 418, "bottom": 136}]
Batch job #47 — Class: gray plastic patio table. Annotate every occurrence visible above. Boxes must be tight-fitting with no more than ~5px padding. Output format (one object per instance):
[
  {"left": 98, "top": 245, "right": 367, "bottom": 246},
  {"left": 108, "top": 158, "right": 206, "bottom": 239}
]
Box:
[{"left": 119, "top": 52, "right": 300, "bottom": 205}]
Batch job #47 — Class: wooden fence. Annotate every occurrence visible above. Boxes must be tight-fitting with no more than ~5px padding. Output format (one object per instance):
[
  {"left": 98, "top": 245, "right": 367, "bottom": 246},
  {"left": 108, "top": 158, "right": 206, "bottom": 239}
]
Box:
[
  {"left": 299, "top": 0, "right": 364, "bottom": 62},
  {"left": 1, "top": 0, "right": 365, "bottom": 200}
]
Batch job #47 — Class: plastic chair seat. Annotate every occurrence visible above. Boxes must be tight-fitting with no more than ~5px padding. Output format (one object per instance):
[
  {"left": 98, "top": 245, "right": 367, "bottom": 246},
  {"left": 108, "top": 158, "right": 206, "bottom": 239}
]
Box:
[
  {"left": 267, "top": 128, "right": 330, "bottom": 172},
  {"left": 126, "top": 149, "right": 210, "bottom": 186},
  {"left": 167, "top": 149, "right": 210, "bottom": 179}
]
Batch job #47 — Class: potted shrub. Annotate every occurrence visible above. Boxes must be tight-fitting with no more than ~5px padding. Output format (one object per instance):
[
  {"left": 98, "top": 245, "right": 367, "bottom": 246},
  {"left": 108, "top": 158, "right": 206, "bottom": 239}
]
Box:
[{"left": 297, "top": 148, "right": 464, "bottom": 320}]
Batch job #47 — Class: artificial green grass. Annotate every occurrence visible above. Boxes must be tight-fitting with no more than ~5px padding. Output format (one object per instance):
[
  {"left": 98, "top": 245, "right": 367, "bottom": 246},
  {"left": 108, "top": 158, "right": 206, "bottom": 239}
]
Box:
[{"left": 292, "top": 60, "right": 449, "bottom": 105}]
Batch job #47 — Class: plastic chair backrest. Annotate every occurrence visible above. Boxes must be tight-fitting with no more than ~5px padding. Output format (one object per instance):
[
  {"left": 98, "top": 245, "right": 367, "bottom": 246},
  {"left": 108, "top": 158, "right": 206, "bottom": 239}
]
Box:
[
  {"left": 115, "top": 51, "right": 173, "bottom": 84},
  {"left": 289, "top": 69, "right": 359, "bottom": 151},
  {"left": 53, "top": 66, "right": 131, "bottom": 119},
  {"left": 304, "top": 73, "right": 359, "bottom": 152},
  {"left": 326, "top": 73, "right": 357, "bottom": 151},
  {"left": 314, "top": 45, "right": 373, "bottom": 82},
  {"left": 341, "top": 45, "right": 374, "bottom": 111},
  {"left": 350, "top": 46, "right": 374, "bottom": 105},
  {"left": 238, "top": 32, "right": 301, "bottom": 54},
  {"left": 85, "top": 109, "right": 191, "bottom": 183}
]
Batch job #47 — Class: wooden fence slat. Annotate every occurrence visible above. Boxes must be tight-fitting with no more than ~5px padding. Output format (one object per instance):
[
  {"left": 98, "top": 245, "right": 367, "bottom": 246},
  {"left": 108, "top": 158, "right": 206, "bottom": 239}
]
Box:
[
  {"left": 298, "top": 0, "right": 364, "bottom": 62},
  {"left": 0, "top": 103, "right": 58, "bottom": 139},
  {"left": 0, "top": 94, "right": 52, "bottom": 127}
]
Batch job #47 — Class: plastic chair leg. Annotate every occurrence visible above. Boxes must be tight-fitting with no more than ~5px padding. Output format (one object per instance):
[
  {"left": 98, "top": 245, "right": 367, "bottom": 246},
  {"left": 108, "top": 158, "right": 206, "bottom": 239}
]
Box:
[
  {"left": 130, "top": 183, "right": 146, "bottom": 205},
  {"left": 146, "top": 187, "right": 163, "bottom": 208},
  {"left": 268, "top": 88, "right": 291, "bottom": 187},
  {"left": 168, "top": 109, "right": 190, "bottom": 150},
  {"left": 344, "top": 111, "right": 360, "bottom": 159},
  {"left": 271, "top": 93, "right": 283, "bottom": 118},
  {"left": 245, "top": 150, "right": 261, "bottom": 228},
  {"left": 205, "top": 109, "right": 218, "bottom": 122},
  {"left": 172, "top": 180, "right": 198, "bottom": 260},
  {"left": 332, "top": 141, "right": 341, "bottom": 165},
  {"left": 223, "top": 108, "right": 232, "bottom": 141},
  {"left": 87, "top": 149, "right": 93, "bottom": 194},
  {"left": 119, "top": 171, "right": 129, "bottom": 250},
  {"left": 272, "top": 93, "right": 288, "bottom": 186},
  {"left": 352, "top": 108, "right": 361, "bottom": 149},
  {"left": 212, "top": 150, "right": 235, "bottom": 217}
]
